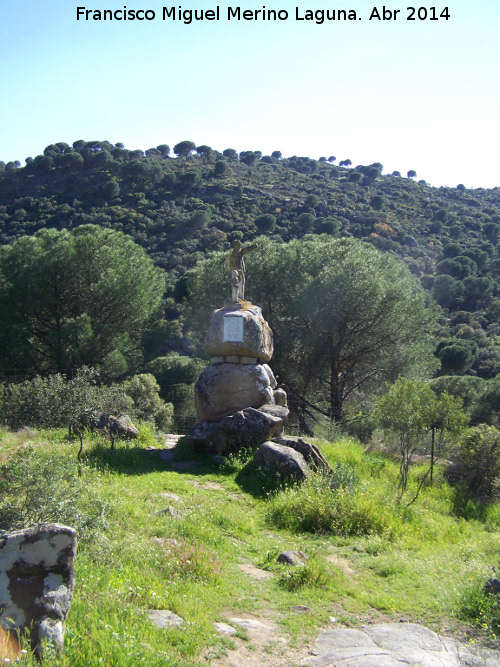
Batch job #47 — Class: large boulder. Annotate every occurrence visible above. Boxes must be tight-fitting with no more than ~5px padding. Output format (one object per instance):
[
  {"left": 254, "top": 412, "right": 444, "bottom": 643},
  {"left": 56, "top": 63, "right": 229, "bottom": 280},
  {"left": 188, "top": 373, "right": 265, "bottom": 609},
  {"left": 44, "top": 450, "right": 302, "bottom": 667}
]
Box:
[
  {"left": 204, "top": 304, "right": 273, "bottom": 362},
  {"left": 0, "top": 523, "right": 77, "bottom": 657},
  {"left": 253, "top": 441, "right": 311, "bottom": 481},
  {"left": 109, "top": 412, "right": 139, "bottom": 439},
  {"left": 90, "top": 412, "right": 139, "bottom": 439},
  {"left": 188, "top": 405, "right": 289, "bottom": 455},
  {"left": 220, "top": 406, "right": 288, "bottom": 453},
  {"left": 194, "top": 363, "right": 275, "bottom": 422},
  {"left": 272, "top": 436, "right": 331, "bottom": 472}
]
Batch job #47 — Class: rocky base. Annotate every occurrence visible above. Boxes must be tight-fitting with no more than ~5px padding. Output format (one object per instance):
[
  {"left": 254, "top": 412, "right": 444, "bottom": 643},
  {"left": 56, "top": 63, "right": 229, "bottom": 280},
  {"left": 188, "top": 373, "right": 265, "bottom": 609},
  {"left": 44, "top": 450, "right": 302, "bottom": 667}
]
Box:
[
  {"left": 187, "top": 404, "right": 289, "bottom": 455},
  {"left": 194, "top": 362, "right": 279, "bottom": 422}
]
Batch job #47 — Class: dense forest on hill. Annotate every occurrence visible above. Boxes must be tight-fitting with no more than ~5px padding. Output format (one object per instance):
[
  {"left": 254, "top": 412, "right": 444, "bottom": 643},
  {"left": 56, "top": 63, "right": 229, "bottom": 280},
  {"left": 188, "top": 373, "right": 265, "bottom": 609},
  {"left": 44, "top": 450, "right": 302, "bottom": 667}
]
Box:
[{"left": 0, "top": 139, "right": 499, "bottom": 402}]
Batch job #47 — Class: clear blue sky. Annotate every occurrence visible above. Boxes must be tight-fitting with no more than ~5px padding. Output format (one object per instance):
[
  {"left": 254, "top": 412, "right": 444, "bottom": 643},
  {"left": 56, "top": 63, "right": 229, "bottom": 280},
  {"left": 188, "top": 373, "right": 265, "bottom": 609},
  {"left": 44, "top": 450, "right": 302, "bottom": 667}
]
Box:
[{"left": 1, "top": 0, "right": 498, "bottom": 188}]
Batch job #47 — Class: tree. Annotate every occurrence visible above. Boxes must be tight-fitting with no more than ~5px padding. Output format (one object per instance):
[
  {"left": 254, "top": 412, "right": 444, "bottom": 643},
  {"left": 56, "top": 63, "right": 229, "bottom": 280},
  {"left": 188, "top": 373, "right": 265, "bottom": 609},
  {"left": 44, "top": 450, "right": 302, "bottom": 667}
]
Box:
[
  {"left": 407, "top": 170, "right": 417, "bottom": 179},
  {"left": 339, "top": 159, "right": 352, "bottom": 167},
  {"left": 375, "top": 379, "right": 435, "bottom": 495},
  {"left": 370, "top": 195, "right": 385, "bottom": 210},
  {"left": 196, "top": 145, "right": 213, "bottom": 161},
  {"left": 271, "top": 151, "right": 282, "bottom": 160},
  {"left": 375, "top": 379, "right": 467, "bottom": 497},
  {"left": 190, "top": 208, "right": 212, "bottom": 230},
  {"left": 214, "top": 160, "right": 229, "bottom": 177},
  {"left": 435, "top": 338, "right": 478, "bottom": 374},
  {"left": 173, "top": 140, "right": 196, "bottom": 158},
  {"left": 0, "top": 225, "right": 165, "bottom": 375},
  {"left": 157, "top": 144, "right": 170, "bottom": 157},
  {"left": 183, "top": 236, "right": 438, "bottom": 425},
  {"left": 255, "top": 214, "right": 277, "bottom": 233},
  {"left": 328, "top": 156, "right": 336, "bottom": 163},
  {"left": 223, "top": 148, "right": 238, "bottom": 160},
  {"left": 240, "top": 151, "right": 258, "bottom": 166},
  {"left": 304, "top": 194, "right": 320, "bottom": 209},
  {"left": 432, "top": 274, "right": 463, "bottom": 309}
]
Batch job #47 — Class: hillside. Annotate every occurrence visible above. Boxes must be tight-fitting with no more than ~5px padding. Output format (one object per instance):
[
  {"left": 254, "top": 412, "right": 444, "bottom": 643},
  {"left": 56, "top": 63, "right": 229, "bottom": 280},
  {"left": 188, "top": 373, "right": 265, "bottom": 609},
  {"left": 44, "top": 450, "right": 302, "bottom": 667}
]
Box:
[{"left": 0, "top": 141, "right": 499, "bottom": 381}]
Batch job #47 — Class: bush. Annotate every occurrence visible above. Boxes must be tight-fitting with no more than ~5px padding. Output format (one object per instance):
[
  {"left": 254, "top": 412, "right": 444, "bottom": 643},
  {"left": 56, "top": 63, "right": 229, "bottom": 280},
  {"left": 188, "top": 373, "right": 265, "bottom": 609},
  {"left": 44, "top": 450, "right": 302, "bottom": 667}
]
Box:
[
  {"left": 445, "top": 425, "right": 500, "bottom": 503},
  {"left": 266, "top": 472, "right": 392, "bottom": 536},
  {"left": 121, "top": 373, "right": 173, "bottom": 431},
  {"left": 0, "top": 369, "right": 132, "bottom": 431},
  {"left": 456, "top": 572, "right": 500, "bottom": 634},
  {"left": 343, "top": 412, "right": 377, "bottom": 444},
  {"left": 0, "top": 447, "right": 107, "bottom": 543}
]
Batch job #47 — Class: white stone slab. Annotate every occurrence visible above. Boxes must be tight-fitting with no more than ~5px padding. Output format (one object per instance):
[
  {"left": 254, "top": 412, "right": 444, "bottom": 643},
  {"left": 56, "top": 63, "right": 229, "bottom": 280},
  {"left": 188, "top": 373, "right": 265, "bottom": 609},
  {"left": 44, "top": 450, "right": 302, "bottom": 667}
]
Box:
[{"left": 223, "top": 314, "right": 244, "bottom": 342}]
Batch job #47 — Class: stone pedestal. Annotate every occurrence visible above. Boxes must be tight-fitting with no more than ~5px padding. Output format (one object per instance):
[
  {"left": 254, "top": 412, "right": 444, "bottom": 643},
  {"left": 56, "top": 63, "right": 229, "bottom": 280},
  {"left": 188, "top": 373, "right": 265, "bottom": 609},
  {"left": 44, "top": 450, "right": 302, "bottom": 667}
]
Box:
[
  {"left": 189, "top": 300, "right": 287, "bottom": 453},
  {"left": 203, "top": 302, "right": 273, "bottom": 362},
  {"left": 194, "top": 362, "right": 276, "bottom": 422}
]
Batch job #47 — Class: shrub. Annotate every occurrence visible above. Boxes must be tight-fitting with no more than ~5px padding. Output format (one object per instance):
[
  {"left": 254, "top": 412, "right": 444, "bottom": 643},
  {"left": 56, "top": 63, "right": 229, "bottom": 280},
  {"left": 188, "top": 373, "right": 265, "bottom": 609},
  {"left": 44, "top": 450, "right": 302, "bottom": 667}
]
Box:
[
  {"left": 278, "top": 563, "right": 326, "bottom": 591},
  {"left": 456, "top": 571, "right": 500, "bottom": 634},
  {"left": 445, "top": 425, "right": 500, "bottom": 503},
  {"left": 266, "top": 472, "right": 392, "bottom": 536},
  {"left": 154, "top": 537, "right": 221, "bottom": 582},
  {"left": 0, "top": 447, "right": 107, "bottom": 543},
  {"left": 0, "top": 369, "right": 132, "bottom": 431},
  {"left": 121, "top": 373, "right": 173, "bottom": 431}
]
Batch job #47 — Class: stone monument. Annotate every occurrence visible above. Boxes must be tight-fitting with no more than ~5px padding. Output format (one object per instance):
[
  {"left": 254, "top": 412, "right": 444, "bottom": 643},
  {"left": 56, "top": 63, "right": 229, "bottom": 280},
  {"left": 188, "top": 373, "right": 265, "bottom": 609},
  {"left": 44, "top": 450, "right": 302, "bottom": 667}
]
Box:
[{"left": 187, "top": 244, "right": 288, "bottom": 454}]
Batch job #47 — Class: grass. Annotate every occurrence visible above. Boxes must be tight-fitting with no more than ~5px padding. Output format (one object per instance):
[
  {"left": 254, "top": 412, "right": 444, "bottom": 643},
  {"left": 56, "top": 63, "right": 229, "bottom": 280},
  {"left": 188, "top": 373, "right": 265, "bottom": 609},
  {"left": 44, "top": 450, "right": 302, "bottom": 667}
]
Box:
[{"left": 1, "top": 427, "right": 500, "bottom": 665}]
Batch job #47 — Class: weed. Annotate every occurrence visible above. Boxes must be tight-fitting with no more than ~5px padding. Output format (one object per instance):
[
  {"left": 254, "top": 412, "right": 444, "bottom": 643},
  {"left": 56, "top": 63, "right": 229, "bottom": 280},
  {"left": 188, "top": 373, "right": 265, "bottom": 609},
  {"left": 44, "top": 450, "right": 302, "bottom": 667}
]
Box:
[
  {"left": 155, "top": 537, "right": 222, "bottom": 583},
  {"left": 278, "top": 563, "right": 327, "bottom": 591},
  {"left": 266, "top": 473, "right": 394, "bottom": 536}
]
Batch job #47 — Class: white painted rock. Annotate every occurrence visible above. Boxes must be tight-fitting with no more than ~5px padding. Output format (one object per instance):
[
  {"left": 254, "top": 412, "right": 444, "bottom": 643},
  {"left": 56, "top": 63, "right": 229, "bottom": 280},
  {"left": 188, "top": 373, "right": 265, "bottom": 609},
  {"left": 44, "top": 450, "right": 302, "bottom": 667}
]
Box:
[
  {"left": 194, "top": 363, "right": 275, "bottom": 422},
  {"left": 204, "top": 304, "right": 273, "bottom": 362},
  {"left": 0, "top": 523, "right": 77, "bottom": 657}
]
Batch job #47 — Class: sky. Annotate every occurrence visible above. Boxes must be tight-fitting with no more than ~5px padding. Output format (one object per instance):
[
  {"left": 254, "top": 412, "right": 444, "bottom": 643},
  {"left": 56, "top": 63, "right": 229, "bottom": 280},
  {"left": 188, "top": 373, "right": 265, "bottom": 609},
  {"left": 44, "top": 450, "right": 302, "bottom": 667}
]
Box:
[{"left": 1, "top": 0, "right": 498, "bottom": 188}]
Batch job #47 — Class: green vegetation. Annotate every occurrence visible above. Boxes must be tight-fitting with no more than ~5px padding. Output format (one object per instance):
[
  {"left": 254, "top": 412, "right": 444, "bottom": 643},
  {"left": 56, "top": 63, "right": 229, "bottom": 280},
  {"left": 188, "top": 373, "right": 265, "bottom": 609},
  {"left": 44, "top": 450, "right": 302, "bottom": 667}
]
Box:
[
  {"left": 1, "top": 139, "right": 500, "bottom": 661},
  {"left": 184, "top": 236, "right": 438, "bottom": 422},
  {"left": 1, "top": 139, "right": 499, "bottom": 431},
  {"left": 1, "top": 430, "right": 500, "bottom": 665}
]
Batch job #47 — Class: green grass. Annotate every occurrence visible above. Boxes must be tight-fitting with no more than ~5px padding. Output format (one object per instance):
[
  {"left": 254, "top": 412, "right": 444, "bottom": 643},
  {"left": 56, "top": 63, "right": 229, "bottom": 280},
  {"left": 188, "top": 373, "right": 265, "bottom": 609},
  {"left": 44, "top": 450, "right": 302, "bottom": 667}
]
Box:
[{"left": 2, "top": 428, "right": 500, "bottom": 665}]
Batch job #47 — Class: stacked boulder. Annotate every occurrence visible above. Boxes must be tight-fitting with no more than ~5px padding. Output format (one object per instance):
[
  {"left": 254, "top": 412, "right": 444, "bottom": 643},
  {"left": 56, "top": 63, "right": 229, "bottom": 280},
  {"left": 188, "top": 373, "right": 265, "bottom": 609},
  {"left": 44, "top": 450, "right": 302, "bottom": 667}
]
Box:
[{"left": 188, "top": 301, "right": 289, "bottom": 455}]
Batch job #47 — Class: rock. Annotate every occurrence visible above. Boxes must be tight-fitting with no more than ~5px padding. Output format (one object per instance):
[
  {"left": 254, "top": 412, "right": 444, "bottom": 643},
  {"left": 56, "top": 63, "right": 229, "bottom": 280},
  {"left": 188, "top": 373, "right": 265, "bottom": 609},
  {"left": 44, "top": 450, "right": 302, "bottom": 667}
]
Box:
[
  {"left": 194, "top": 363, "right": 275, "bottom": 422},
  {"left": 240, "top": 356, "right": 258, "bottom": 364},
  {"left": 484, "top": 578, "right": 500, "bottom": 594},
  {"left": 273, "top": 388, "right": 288, "bottom": 407},
  {"left": 213, "top": 454, "right": 226, "bottom": 467},
  {"left": 204, "top": 304, "right": 273, "bottom": 362},
  {"left": 0, "top": 523, "right": 77, "bottom": 657},
  {"left": 91, "top": 412, "right": 139, "bottom": 439},
  {"left": 272, "top": 436, "right": 331, "bottom": 472},
  {"left": 220, "top": 407, "right": 283, "bottom": 453},
  {"left": 210, "top": 356, "right": 225, "bottom": 364},
  {"left": 147, "top": 610, "right": 184, "bottom": 628},
  {"left": 277, "top": 550, "right": 309, "bottom": 566},
  {"left": 188, "top": 406, "right": 288, "bottom": 455},
  {"left": 258, "top": 404, "right": 289, "bottom": 437},
  {"left": 253, "top": 441, "right": 311, "bottom": 481},
  {"left": 262, "top": 364, "right": 277, "bottom": 388},
  {"left": 228, "top": 618, "right": 274, "bottom": 631},
  {"left": 109, "top": 412, "right": 139, "bottom": 439},
  {"left": 213, "top": 622, "right": 237, "bottom": 636},
  {"left": 306, "top": 622, "right": 500, "bottom": 667}
]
